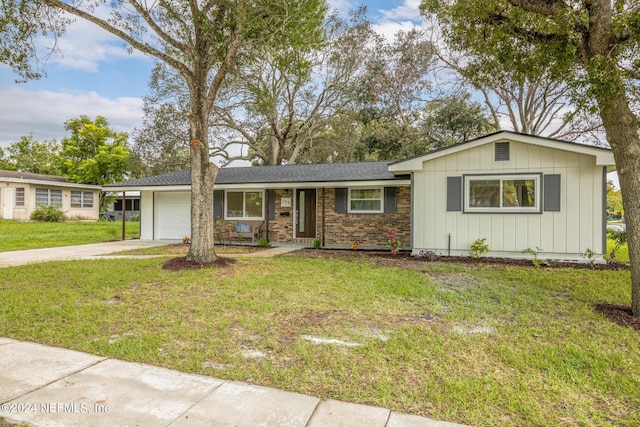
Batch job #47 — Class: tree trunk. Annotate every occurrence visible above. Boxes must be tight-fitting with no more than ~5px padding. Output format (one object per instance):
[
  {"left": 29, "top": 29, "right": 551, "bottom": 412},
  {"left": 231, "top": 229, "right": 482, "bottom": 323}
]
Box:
[
  {"left": 583, "top": 0, "right": 640, "bottom": 315},
  {"left": 186, "top": 112, "right": 218, "bottom": 263},
  {"left": 599, "top": 96, "right": 640, "bottom": 316}
]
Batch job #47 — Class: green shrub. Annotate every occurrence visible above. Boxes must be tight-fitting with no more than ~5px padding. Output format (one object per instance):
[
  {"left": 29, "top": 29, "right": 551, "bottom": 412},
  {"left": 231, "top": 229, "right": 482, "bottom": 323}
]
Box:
[
  {"left": 30, "top": 205, "right": 67, "bottom": 222},
  {"left": 313, "top": 238, "right": 322, "bottom": 249},
  {"left": 470, "top": 238, "right": 490, "bottom": 258},
  {"left": 257, "top": 238, "right": 271, "bottom": 247}
]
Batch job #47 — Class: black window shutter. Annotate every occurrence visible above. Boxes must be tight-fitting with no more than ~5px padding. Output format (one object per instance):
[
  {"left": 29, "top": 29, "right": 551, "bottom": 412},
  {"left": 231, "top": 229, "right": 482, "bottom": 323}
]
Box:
[
  {"left": 447, "top": 177, "right": 462, "bottom": 212},
  {"left": 268, "top": 189, "right": 276, "bottom": 220},
  {"left": 335, "top": 188, "right": 347, "bottom": 213},
  {"left": 495, "top": 142, "right": 510, "bottom": 161},
  {"left": 544, "top": 174, "right": 561, "bottom": 212},
  {"left": 384, "top": 187, "right": 397, "bottom": 213},
  {"left": 213, "top": 190, "right": 224, "bottom": 219}
]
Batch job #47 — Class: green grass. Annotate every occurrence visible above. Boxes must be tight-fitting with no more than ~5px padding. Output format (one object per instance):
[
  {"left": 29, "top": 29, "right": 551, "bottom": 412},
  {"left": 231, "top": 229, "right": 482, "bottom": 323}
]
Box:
[
  {"left": 0, "top": 220, "right": 140, "bottom": 252},
  {"left": 606, "top": 238, "right": 629, "bottom": 263},
  {"left": 1, "top": 255, "right": 638, "bottom": 426}
]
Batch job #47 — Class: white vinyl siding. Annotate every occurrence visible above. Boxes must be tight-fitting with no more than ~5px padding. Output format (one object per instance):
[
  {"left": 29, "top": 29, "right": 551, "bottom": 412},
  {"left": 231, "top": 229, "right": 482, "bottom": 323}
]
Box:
[{"left": 413, "top": 141, "right": 605, "bottom": 259}]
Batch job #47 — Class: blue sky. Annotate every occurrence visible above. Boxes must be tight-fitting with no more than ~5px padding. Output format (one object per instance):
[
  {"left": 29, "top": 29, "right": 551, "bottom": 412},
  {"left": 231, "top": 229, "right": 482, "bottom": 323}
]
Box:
[{"left": 0, "top": 0, "right": 424, "bottom": 148}]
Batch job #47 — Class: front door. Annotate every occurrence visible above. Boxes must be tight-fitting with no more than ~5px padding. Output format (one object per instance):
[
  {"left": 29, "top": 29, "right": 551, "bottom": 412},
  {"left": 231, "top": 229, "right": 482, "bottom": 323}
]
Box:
[{"left": 296, "top": 189, "right": 316, "bottom": 238}]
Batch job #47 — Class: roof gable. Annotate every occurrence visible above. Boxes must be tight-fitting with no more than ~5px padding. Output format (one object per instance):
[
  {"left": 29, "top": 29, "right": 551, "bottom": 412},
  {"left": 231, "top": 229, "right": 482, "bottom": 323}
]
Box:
[{"left": 389, "top": 131, "right": 615, "bottom": 172}]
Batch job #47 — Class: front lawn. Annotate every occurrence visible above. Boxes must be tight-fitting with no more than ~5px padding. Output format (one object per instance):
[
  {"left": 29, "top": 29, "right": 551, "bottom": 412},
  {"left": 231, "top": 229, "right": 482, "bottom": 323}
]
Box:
[
  {"left": 0, "top": 255, "right": 638, "bottom": 426},
  {"left": 0, "top": 220, "right": 140, "bottom": 252}
]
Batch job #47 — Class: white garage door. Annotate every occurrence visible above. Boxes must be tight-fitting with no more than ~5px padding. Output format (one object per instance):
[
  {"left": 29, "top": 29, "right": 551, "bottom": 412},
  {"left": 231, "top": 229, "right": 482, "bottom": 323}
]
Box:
[{"left": 155, "top": 192, "right": 191, "bottom": 240}]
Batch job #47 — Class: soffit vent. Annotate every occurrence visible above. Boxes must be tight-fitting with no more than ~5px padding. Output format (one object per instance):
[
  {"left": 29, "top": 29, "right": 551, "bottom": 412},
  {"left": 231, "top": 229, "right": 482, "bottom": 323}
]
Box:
[{"left": 495, "top": 142, "right": 510, "bottom": 161}]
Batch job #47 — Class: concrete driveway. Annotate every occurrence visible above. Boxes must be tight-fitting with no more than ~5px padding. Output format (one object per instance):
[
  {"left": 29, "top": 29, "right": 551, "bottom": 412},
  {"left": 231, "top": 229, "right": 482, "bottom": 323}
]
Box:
[{"left": 0, "top": 240, "right": 172, "bottom": 267}]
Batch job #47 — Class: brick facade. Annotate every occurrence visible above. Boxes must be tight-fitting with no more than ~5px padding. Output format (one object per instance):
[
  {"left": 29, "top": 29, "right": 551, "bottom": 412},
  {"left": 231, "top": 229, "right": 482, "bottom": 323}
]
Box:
[{"left": 266, "top": 186, "right": 411, "bottom": 248}]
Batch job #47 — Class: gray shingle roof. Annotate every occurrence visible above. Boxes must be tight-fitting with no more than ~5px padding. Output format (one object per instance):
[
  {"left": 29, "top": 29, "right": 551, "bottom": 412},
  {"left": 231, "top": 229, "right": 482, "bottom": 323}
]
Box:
[
  {"left": 0, "top": 169, "right": 68, "bottom": 183},
  {"left": 106, "top": 161, "right": 406, "bottom": 188}
]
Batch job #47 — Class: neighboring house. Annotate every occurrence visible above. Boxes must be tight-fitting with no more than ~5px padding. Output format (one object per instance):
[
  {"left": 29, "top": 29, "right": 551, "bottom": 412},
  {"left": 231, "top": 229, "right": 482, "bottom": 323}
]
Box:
[
  {"left": 389, "top": 131, "right": 615, "bottom": 260},
  {"left": 0, "top": 170, "right": 101, "bottom": 220},
  {"left": 105, "top": 192, "right": 141, "bottom": 220},
  {"left": 105, "top": 162, "right": 412, "bottom": 247},
  {"left": 105, "top": 131, "right": 616, "bottom": 260}
]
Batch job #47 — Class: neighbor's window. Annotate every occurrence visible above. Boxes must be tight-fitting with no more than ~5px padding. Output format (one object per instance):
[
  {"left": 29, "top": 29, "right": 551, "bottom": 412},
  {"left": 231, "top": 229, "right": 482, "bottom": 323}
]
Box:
[
  {"left": 464, "top": 175, "right": 540, "bottom": 213},
  {"left": 348, "top": 188, "right": 383, "bottom": 213},
  {"left": 15, "top": 187, "right": 24, "bottom": 207},
  {"left": 35, "top": 188, "right": 62, "bottom": 207},
  {"left": 71, "top": 191, "right": 94, "bottom": 208},
  {"left": 225, "top": 190, "right": 264, "bottom": 219}
]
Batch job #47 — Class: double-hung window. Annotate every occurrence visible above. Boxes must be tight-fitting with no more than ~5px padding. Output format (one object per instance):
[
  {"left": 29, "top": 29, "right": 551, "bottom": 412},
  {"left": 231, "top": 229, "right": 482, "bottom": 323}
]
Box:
[
  {"left": 71, "top": 191, "right": 94, "bottom": 208},
  {"left": 348, "top": 188, "right": 383, "bottom": 213},
  {"left": 15, "top": 188, "right": 25, "bottom": 207},
  {"left": 35, "top": 188, "right": 62, "bottom": 207},
  {"left": 225, "top": 191, "right": 264, "bottom": 219},
  {"left": 464, "top": 174, "right": 541, "bottom": 213}
]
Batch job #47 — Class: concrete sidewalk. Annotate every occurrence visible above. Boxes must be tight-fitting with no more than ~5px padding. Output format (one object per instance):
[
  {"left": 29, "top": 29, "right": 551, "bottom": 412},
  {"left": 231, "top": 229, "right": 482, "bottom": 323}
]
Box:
[
  {"left": 0, "top": 240, "right": 172, "bottom": 267},
  {"left": 0, "top": 338, "right": 466, "bottom": 427}
]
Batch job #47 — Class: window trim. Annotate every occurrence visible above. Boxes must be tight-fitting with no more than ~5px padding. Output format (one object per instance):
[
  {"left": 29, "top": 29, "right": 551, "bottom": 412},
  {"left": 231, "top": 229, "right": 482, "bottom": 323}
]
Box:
[
  {"left": 71, "top": 190, "right": 94, "bottom": 208},
  {"left": 15, "top": 187, "right": 25, "bottom": 207},
  {"left": 35, "top": 188, "right": 63, "bottom": 208},
  {"left": 224, "top": 190, "right": 265, "bottom": 220},
  {"left": 463, "top": 173, "right": 542, "bottom": 214},
  {"left": 347, "top": 187, "right": 384, "bottom": 214}
]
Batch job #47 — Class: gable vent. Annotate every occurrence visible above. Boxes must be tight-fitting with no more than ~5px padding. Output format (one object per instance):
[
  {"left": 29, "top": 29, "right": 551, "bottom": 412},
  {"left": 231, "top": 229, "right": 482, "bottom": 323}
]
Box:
[{"left": 495, "top": 142, "right": 510, "bottom": 161}]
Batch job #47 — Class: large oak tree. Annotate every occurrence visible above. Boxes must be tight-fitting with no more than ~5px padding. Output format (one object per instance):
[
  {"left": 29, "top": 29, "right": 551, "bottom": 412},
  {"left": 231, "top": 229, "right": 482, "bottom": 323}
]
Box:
[
  {"left": 422, "top": 0, "right": 640, "bottom": 314},
  {"left": 1, "top": 0, "right": 326, "bottom": 262}
]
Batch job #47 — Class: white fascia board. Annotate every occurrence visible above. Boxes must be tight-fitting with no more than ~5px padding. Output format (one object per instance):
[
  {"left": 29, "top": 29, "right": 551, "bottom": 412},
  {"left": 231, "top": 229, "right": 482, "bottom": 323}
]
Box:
[
  {"left": 213, "top": 180, "right": 411, "bottom": 190},
  {"left": 0, "top": 177, "right": 102, "bottom": 190},
  {"left": 107, "top": 180, "right": 411, "bottom": 192},
  {"left": 389, "top": 132, "right": 615, "bottom": 172},
  {"left": 104, "top": 185, "right": 191, "bottom": 192}
]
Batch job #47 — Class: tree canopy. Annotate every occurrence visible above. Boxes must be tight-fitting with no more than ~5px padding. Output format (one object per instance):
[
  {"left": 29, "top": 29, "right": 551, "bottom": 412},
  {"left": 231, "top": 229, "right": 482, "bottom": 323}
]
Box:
[
  {"left": 0, "top": 135, "right": 61, "bottom": 175},
  {"left": 0, "top": 0, "right": 328, "bottom": 262}
]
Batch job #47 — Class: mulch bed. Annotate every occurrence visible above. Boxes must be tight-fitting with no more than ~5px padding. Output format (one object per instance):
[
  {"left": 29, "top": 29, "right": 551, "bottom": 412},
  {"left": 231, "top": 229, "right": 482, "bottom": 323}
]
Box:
[
  {"left": 293, "top": 248, "right": 628, "bottom": 270},
  {"left": 595, "top": 303, "right": 640, "bottom": 332},
  {"left": 162, "top": 256, "right": 236, "bottom": 271}
]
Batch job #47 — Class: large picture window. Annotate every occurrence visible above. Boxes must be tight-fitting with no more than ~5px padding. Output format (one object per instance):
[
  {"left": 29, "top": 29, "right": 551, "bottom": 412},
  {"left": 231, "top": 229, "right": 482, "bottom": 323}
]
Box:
[
  {"left": 35, "top": 188, "right": 62, "bottom": 207},
  {"left": 225, "top": 191, "right": 264, "bottom": 219},
  {"left": 464, "top": 174, "right": 541, "bottom": 213},
  {"left": 348, "top": 188, "right": 383, "bottom": 213}
]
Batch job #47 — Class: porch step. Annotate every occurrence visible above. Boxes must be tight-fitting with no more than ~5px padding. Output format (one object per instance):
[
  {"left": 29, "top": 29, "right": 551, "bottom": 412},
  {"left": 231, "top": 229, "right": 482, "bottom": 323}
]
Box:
[{"left": 293, "top": 238, "right": 315, "bottom": 245}]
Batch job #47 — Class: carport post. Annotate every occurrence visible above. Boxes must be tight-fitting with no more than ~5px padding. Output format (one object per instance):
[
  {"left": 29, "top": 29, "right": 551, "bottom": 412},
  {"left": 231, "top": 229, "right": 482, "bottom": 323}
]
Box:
[{"left": 121, "top": 192, "right": 126, "bottom": 240}]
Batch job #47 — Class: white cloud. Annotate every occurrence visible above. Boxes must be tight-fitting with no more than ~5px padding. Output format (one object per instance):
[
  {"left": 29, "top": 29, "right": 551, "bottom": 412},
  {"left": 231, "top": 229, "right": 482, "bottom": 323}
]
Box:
[
  {"left": 370, "top": 0, "right": 426, "bottom": 40},
  {"left": 372, "top": 20, "right": 422, "bottom": 40},
  {"left": 0, "top": 87, "right": 143, "bottom": 147},
  {"left": 39, "top": 10, "right": 148, "bottom": 73},
  {"left": 377, "top": 0, "right": 422, "bottom": 21}
]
